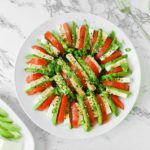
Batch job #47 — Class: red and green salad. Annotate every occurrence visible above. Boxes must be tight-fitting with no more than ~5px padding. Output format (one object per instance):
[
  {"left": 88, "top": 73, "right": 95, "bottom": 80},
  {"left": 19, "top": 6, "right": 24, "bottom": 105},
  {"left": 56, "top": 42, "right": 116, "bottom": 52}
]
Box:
[{"left": 24, "top": 21, "right": 132, "bottom": 131}]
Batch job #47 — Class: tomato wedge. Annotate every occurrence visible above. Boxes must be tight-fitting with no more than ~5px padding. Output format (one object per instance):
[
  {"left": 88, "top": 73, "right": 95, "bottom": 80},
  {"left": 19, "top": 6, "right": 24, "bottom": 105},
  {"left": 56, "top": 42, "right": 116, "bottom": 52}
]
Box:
[
  {"left": 103, "top": 80, "right": 129, "bottom": 90},
  {"left": 45, "top": 31, "right": 65, "bottom": 54},
  {"left": 61, "top": 71, "right": 75, "bottom": 92},
  {"left": 84, "top": 99, "right": 95, "bottom": 126},
  {"left": 27, "top": 58, "right": 49, "bottom": 66},
  {"left": 101, "top": 50, "right": 122, "bottom": 64},
  {"left": 110, "top": 95, "right": 124, "bottom": 110},
  {"left": 26, "top": 82, "right": 52, "bottom": 95},
  {"left": 26, "top": 73, "right": 43, "bottom": 83},
  {"left": 83, "top": 56, "right": 100, "bottom": 76},
  {"left": 96, "top": 94, "right": 108, "bottom": 124},
  {"left": 70, "top": 101, "right": 79, "bottom": 128},
  {"left": 90, "top": 30, "right": 98, "bottom": 53},
  {"left": 37, "top": 94, "right": 56, "bottom": 111},
  {"left": 106, "top": 66, "right": 123, "bottom": 74},
  {"left": 78, "top": 25, "right": 86, "bottom": 49},
  {"left": 32, "top": 45, "right": 48, "bottom": 54},
  {"left": 63, "top": 23, "right": 72, "bottom": 46},
  {"left": 57, "top": 95, "right": 68, "bottom": 124},
  {"left": 95, "top": 37, "right": 112, "bottom": 60},
  {"left": 69, "top": 63, "right": 87, "bottom": 87}
]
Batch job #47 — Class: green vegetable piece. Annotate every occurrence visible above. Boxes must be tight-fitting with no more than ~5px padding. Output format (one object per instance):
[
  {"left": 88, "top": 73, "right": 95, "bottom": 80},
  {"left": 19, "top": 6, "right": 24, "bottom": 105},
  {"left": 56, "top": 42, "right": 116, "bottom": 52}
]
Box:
[
  {"left": 71, "top": 21, "right": 77, "bottom": 47},
  {"left": 52, "top": 97, "right": 61, "bottom": 125},
  {"left": 0, "top": 116, "right": 13, "bottom": 123},
  {"left": 0, "top": 108, "right": 8, "bottom": 117},
  {"left": 102, "top": 70, "right": 132, "bottom": 80},
  {"left": 0, "top": 126, "right": 14, "bottom": 139},
  {"left": 77, "top": 95, "right": 90, "bottom": 132},
  {"left": 0, "top": 120, "right": 21, "bottom": 131},
  {"left": 121, "top": 62, "right": 129, "bottom": 72},
  {"left": 83, "top": 24, "right": 91, "bottom": 51},
  {"left": 10, "top": 131, "right": 21, "bottom": 139},
  {"left": 25, "top": 54, "right": 40, "bottom": 59},
  {"left": 25, "top": 67, "right": 50, "bottom": 76},
  {"left": 125, "top": 48, "right": 131, "bottom": 52},
  {"left": 102, "top": 92, "right": 119, "bottom": 116}
]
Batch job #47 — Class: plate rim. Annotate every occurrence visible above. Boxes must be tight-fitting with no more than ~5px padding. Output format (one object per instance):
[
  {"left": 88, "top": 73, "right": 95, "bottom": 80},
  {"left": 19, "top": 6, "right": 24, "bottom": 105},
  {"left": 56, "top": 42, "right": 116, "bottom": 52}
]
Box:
[{"left": 14, "top": 12, "right": 141, "bottom": 139}]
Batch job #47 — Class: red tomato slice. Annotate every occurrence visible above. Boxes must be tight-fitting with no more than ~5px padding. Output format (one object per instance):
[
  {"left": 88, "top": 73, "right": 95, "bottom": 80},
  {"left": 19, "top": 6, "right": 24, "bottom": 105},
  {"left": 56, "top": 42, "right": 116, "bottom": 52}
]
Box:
[
  {"left": 26, "top": 73, "right": 43, "bottom": 83},
  {"left": 57, "top": 95, "right": 68, "bottom": 124},
  {"left": 83, "top": 56, "right": 100, "bottom": 76},
  {"left": 32, "top": 45, "right": 48, "bottom": 54},
  {"left": 78, "top": 25, "right": 86, "bottom": 49},
  {"left": 96, "top": 94, "right": 108, "bottom": 124},
  {"left": 37, "top": 94, "right": 56, "bottom": 111},
  {"left": 84, "top": 99, "right": 95, "bottom": 126},
  {"left": 103, "top": 80, "right": 129, "bottom": 90},
  {"left": 90, "top": 30, "right": 98, "bottom": 53},
  {"left": 61, "top": 71, "right": 75, "bottom": 92},
  {"left": 95, "top": 37, "right": 112, "bottom": 60},
  {"left": 69, "top": 63, "right": 87, "bottom": 87},
  {"left": 63, "top": 23, "right": 72, "bottom": 46},
  {"left": 92, "top": 30, "right": 98, "bottom": 45},
  {"left": 27, "top": 58, "right": 49, "bottom": 66},
  {"left": 106, "top": 66, "right": 123, "bottom": 74},
  {"left": 101, "top": 50, "right": 122, "bottom": 64},
  {"left": 26, "top": 82, "right": 52, "bottom": 95},
  {"left": 70, "top": 101, "right": 79, "bottom": 128},
  {"left": 45, "top": 31, "right": 65, "bottom": 54},
  {"left": 110, "top": 95, "right": 124, "bottom": 110}
]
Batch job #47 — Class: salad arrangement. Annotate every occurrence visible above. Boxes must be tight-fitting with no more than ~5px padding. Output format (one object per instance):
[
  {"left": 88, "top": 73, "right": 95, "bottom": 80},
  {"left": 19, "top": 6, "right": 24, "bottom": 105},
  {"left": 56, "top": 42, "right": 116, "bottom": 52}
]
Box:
[{"left": 24, "top": 21, "right": 132, "bottom": 131}]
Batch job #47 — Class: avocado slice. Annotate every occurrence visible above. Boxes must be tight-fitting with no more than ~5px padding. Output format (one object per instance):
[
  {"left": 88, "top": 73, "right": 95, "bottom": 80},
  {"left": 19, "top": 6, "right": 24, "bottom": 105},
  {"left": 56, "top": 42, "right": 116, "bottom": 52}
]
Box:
[
  {"left": 71, "top": 21, "right": 77, "bottom": 47},
  {"left": 0, "top": 116, "right": 13, "bottom": 123},
  {"left": 102, "top": 92, "right": 119, "bottom": 116},
  {"left": 77, "top": 95, "right": 90, "bottom": 131},
  {"left": 0, "top": 120, "right": 21, "bottom": 132},
  {"left": 52, "top": 96, "right": 61, "bottom": 125},
  {"left": 106, "top": 86, "right": 131, "bottom": 98},
  {"left": 0, "top": 126, "right": 14, "bottom": 139},
  {"left": 0, "top": 108, "right": 8, "bottom": 117}
]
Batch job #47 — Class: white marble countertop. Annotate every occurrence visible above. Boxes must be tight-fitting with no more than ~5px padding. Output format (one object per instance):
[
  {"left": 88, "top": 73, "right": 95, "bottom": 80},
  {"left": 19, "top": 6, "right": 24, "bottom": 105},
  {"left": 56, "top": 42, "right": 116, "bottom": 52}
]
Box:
[{"left": 0, "top": 0, "right": 150, "bottom": 150}]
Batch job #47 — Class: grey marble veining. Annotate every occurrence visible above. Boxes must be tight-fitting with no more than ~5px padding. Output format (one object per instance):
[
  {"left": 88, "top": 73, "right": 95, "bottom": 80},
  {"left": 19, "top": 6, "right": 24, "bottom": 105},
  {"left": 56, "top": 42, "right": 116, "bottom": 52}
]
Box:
[{"left": 0, "top": 0, "right": 150, "bottom": 150}]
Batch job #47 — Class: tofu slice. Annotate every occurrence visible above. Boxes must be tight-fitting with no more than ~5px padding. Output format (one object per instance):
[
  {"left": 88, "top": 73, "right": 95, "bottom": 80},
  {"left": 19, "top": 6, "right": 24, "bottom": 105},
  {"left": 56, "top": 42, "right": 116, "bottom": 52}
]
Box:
[
  {"left": 58, "top": 24, "right": 67, "bottom": 40},
  {"left": 75, "top": 27, "right": 80, "bottom": 48},
  {"left": 115, "top": 77, "right": 132, "bottom": 83}
]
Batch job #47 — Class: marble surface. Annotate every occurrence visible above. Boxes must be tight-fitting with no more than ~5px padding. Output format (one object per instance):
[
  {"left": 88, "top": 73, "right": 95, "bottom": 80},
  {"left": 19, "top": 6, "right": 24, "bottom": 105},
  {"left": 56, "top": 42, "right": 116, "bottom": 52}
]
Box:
[{"left": 0, "top": 0, "right": 150, "bottom": 149}]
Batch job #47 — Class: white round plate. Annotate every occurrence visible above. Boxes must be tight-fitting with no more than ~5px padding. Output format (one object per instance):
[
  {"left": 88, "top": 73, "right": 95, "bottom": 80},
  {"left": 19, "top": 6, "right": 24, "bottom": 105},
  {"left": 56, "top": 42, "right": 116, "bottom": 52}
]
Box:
[
  {"left": 0, "top": 99, "right": 35, "bottom": 149},
  {"left": 15, "top": 13, "right": 141, "bottom": 139}
]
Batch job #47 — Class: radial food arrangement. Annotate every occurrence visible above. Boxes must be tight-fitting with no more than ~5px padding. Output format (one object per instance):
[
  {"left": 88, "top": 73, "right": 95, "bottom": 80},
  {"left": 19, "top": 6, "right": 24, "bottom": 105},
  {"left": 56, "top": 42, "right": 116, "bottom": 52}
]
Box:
[{"left": 24, "top": 21, "right": 132, "bottom": 131}]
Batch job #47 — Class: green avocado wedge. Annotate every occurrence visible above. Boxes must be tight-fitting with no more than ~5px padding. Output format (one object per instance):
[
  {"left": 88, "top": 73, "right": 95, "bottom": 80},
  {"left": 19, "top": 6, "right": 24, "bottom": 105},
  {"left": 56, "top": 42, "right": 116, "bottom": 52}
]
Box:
[
  {"left": 77, "top": 95, "right": 90, "bottom": 132},
  {"left": 52, "top": 96, "right": 61, "bottom": 125}
]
